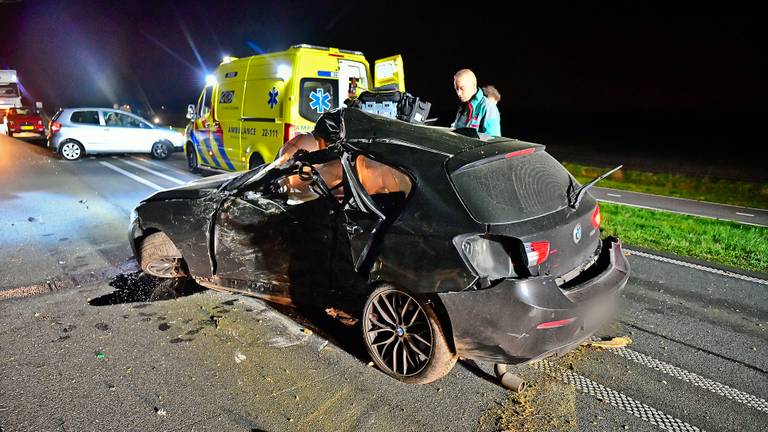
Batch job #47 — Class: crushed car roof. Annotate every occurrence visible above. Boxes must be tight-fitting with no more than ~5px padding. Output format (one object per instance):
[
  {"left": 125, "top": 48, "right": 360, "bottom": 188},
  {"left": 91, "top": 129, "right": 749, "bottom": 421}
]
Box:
[{"left": 336, "top": 108, "right": 541, "bottom": 158}]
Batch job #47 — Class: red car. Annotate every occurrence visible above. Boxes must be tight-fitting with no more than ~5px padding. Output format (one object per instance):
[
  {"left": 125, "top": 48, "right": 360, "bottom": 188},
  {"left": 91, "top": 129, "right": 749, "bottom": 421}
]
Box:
[{"left": 3, "top": 107, "right": 45, "bottom": 138}]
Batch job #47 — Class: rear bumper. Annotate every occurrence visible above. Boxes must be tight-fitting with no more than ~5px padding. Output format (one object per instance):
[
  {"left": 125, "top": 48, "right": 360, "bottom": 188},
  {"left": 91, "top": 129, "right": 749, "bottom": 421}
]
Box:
[
  {"left": 48, "top": 134, "right": 63, "bottom": 150},
  {"left": 438, "top": 237, "right": 629, "bottom": 364}
]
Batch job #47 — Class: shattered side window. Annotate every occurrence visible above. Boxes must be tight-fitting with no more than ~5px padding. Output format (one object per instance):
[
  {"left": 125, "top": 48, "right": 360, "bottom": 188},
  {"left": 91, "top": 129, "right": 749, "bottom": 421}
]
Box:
[
  {"left": 276, "top": 156, "right": 343, "bottom": 206},
  {"left": 354, "top": 155, "right": 412, "bottom": 215},
  {"left": 355, "top": 155, "right": 412, "bottom": 197}
]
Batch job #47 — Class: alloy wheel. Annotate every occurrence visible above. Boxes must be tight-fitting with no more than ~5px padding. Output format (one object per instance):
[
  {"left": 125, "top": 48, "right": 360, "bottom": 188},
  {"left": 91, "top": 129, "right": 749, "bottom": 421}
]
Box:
[
  {"left": 152, "top": 143, "right": 168, "bottom": 159},
  {"left": 364, "top": 289, "right": 434, "bottom": 377}
]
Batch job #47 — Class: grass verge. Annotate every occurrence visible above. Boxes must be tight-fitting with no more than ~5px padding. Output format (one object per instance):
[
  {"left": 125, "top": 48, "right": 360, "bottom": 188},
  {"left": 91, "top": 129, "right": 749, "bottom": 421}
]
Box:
[
  {"left": 600, "top": 202, "right": 768, "bottom": 274},
  {"left": 563, "top": 162, "right": 768, "bottom": 209}
]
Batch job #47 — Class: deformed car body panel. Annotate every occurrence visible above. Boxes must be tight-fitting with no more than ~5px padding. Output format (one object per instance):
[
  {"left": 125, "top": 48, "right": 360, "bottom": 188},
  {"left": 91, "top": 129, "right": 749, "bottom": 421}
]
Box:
[
  {"left": 437, "top": 237, "right": 629, "bottom": 364},
  {"left": 129, "top": 108, "right": 630, "bottom": 366}
]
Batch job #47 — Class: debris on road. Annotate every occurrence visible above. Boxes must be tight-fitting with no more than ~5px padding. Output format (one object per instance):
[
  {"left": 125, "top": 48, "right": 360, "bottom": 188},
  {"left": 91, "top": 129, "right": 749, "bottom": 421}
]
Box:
[
  {"left": 95, "top": 351, "right": 106, "bottom": 359},
  {"left": 301, "top": 327, "right": 313, "bottom": 335},
  {"left": 324, "top": 307, "right": 358, "bottom": 326},
  {"left": 234, "top": 351, "right": 247, "bottom": 363},
  {"left": 154, "top": 407, "right": 167, "bottom": 416},
  {"left": 584, "top": 336, "right": 632, "bottom": 349},
  {"left": 27, "top": 217, "right": 36, "bottom": 222}
]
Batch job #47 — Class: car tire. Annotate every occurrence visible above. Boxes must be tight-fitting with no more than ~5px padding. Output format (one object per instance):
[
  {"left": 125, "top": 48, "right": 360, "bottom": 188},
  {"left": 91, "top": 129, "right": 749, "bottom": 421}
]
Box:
[
  {"left": 151, "top": 141, "right": 171, "bottom": 159},
  {"left": 362, "top": 284, "right": 457, "bottom": 384},
  {"left": 248, "top": 152, "right": 265, "bottom": 170},
  {"left": 186, "top": 144, "right": 200, "bottom": 173},
  {"left": 139, "top": 232, "right": 188, "bottom": 278},
  {"left": 59, "top": 140, "right": 84, "bottom": 161}
]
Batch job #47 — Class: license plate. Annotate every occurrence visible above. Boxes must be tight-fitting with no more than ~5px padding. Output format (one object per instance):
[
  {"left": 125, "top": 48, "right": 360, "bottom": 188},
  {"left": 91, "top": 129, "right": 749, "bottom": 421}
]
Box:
[{"left": 21, "top": 126, "right": 34, "bottom": 130}]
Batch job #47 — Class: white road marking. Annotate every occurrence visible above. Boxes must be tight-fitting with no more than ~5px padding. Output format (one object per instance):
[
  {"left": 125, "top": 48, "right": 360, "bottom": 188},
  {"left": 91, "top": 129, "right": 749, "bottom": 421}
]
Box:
[
  {"left": 592, "top": 339, "right": 768, "bottom": 413},
  {"left": 606, "top": 193, "right": 623, "bottom": 197},
  {"left": 626, "top": 248, "right": 768, "bottom": 286},
  {"left": 99, "top": 161, "right": 164, "bottom": 191},
  {"left": 132, "top": 156, "right": 195, "bottom": 178},
  {"left": 121, "top": 159, "right": 187, "bottom": 185},
  {"left": 736, "top": 212, "right": 755, "bottom": 217},
  {"left": 596, "top": 199, "right": 767, "bottom": 228},
  {"left": 534, "top": 360, "right": 703, "bottom": 431},
  {"left": 596, "top": 187, "right": 768, "bottom": 212}
]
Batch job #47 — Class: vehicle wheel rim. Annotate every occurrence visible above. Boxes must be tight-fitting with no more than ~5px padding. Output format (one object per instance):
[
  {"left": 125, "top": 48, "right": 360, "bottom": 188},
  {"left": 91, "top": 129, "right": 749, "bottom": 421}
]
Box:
[
  {"left": 145, "top": 257, "right": 177, "bottom": 278},
  {"left": 187, "top": 148, "right": 197, "bottom": 168},
  {"left": 62, "top": 143, "right": 80, "bottom": 160},
  {"left": 364, "top": 290, "right": 433, "bottom": 377},
  {"left": 153, "top": 143, "right": 167, "bottom": 158}
]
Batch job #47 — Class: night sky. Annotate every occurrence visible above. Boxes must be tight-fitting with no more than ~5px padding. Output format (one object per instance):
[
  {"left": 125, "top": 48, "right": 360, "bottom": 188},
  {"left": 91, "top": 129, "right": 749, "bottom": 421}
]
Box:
[{"left": 1, "top": 0, "right": 763, "bottom": 174}]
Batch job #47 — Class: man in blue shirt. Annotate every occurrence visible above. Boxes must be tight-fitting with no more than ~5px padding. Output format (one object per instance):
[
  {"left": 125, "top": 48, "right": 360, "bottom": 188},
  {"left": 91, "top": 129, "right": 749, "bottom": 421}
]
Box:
[{"left": 452, "top": 69, "right": 501, "bottom": 136}]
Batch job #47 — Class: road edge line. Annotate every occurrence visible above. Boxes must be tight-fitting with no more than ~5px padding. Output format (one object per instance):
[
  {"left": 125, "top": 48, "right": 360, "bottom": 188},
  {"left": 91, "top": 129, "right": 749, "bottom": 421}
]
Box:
[
  {"left": 595, "top": 186, "right": 768, "bottom": 213},
  {"left": 596, "top": 199, "right": 767, "bottom": 227},
  {"left": 533, "top": 360, "right": 704, "bottom": 431},
  {"left": 625, "top": 248, "right": 768, "bottom": 286}
]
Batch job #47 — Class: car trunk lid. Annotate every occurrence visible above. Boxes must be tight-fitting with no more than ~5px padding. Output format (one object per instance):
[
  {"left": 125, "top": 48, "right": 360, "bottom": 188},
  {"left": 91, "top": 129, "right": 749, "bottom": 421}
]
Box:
[{"left": 447, "top": 142, "right": 602, "bottom": 279}]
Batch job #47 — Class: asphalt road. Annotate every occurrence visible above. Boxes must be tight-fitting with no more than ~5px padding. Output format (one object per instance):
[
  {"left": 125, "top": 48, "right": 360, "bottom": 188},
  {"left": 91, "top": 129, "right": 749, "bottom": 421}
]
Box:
[
  {"left": 591, "top": 187, "right": 768, "bottom": 228},
  {"left": 1, "top": 135, "right": 767, "bottom": 431}
]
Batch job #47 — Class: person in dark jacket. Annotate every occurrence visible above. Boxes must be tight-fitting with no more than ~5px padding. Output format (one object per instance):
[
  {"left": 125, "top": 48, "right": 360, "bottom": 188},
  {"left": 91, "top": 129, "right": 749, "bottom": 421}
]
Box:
[{"left": 452, "top": 69, "right": 500, "bottom": 136}]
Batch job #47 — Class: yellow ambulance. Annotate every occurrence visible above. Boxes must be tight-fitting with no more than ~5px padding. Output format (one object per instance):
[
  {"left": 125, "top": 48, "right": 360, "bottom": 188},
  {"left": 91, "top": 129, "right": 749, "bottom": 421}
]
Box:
[{"left": 184, "top": 44, "right": 405, "bottom": 172}]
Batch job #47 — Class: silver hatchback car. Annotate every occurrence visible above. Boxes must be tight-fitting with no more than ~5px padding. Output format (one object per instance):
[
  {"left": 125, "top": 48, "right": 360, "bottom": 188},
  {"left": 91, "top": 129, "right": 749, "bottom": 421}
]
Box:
[{"left": 48, "top": 108, "right": 184, "bottom": 161}]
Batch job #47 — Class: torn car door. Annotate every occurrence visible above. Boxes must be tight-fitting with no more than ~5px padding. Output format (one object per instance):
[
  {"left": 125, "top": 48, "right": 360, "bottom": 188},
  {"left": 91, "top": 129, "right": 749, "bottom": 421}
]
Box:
[
  {"left": 212, "top": 163, "right": 339, "bottom": 304},
  {"left": 212, "top": 193, "right": 294, "bottom": 302},
  {"left": 340, "top": 152, "right": 412, "bottom": 273}
]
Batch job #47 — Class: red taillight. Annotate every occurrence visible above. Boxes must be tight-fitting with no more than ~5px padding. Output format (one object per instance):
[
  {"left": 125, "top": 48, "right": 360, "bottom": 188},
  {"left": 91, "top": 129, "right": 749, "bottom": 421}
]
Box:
[
  {"left": 505, "top": 148, "right": 535, "bottom": 158},
  {"left": 328, "top": 53, "right": 344, "bottom": 58},
  {"left": 50, "top": 121, "right": 61, "bottom": 133},
  {"left": 592, "top": 204, "right": 601, "bottom": 229},
  {"left": 524, "top": 240, "right": 550, "bottom": 266},
  {"left": 536, "top": 317, "right": 576, "bottom": 330},
  {"left": 283, "top": 123, "right": 297, "bottom": 141}
]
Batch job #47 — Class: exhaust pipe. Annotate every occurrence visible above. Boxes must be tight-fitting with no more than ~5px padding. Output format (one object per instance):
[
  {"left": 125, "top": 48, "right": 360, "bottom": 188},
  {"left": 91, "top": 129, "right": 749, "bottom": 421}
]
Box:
[{"left": 494, "top": 363, "right": 527, "bottom": 393}]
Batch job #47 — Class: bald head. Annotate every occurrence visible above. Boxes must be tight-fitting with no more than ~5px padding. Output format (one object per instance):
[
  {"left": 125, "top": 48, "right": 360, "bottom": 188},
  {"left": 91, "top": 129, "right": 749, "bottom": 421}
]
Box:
[{"left": 454, "top": 69, "right": 477, "bottom": 103}]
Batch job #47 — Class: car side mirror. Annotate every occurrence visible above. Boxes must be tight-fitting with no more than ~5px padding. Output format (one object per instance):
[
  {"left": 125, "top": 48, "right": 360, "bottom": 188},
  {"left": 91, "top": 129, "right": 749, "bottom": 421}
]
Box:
[{"left": 186, "top": 104, "right": 197, "bottom": 120}]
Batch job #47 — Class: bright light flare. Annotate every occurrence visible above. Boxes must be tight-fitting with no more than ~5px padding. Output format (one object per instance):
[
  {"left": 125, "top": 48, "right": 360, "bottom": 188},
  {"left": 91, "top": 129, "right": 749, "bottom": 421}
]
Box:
[
  {"left": 277, "top": 64, "right": 291, "bottom": 81},
  {"left": 153, "top": 117, "right": 160, "bottom": 124},
  {"left": 205, "top": 74, "right": 217, "bottom": 86}
]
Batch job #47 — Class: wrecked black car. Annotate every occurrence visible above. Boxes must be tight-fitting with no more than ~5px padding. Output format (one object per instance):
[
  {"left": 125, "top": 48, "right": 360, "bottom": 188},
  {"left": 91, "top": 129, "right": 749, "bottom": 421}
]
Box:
[{"left": 129, "top": 108, "right": 630, "bottom": 384}]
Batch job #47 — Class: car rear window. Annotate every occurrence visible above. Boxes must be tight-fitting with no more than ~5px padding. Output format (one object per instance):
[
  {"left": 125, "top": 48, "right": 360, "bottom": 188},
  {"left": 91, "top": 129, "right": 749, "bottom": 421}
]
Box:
[
  {"left": 450, "top": 150, "right": 573, "bottom": 224},
  {"left": 299, "top": 78, "right": 337, "bottom": 122},
  {"left": 0, "top": 83, "right": 19, "bottom": 97},
  {"left": 10, "top": 107, "right": 33, "bottom": 116},
  {"left": 70, "top": 111, "right": 100, "bottom": 125}
]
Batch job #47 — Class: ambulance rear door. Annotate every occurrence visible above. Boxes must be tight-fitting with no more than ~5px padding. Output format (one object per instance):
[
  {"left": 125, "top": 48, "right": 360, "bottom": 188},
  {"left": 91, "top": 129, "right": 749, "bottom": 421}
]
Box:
[
  {"left": 338, "top": 59, "right": 369, "bottom": 107},
  {"left": 373, "top": 55, "right": 405, "bottom": 92}
]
